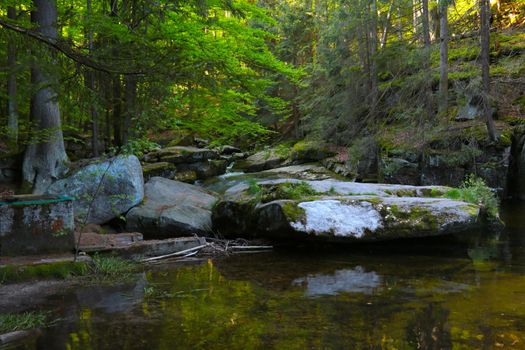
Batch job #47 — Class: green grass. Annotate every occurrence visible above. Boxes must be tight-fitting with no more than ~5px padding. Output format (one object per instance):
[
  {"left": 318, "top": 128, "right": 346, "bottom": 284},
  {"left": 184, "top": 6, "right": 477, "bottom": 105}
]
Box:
[
  {"left": 89, "top": 254, "right": 137, "bottom": 280},
  {"left": 0, "top": 312, "right": 48, "bottom": 333}
]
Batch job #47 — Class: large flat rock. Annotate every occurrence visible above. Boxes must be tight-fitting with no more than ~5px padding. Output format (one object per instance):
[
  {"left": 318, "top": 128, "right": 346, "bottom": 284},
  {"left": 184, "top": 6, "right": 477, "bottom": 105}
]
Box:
[
  {"left": 126, "top": 177, "right": 218, "bottom": 238},
  {"left": 212, "top": 179, "right": 482, "bottom": 242}
]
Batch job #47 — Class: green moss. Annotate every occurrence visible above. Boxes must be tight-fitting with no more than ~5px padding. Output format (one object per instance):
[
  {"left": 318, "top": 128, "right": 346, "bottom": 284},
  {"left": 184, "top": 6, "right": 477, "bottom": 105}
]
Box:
[
  {"left": 362, "top": 197, "right": 383, "bottom": 205},
  {"left": 0, "top": 261, "right": 89, "bottom": 284},
  {"left": 385, "top": 205, "right": 439, "bottom": 232},
  {"left": 260, "top": 182, "right": 320, "bottom": 203},
  {"left": 281, "top": 202, "right": 306, "bottom": 222}
]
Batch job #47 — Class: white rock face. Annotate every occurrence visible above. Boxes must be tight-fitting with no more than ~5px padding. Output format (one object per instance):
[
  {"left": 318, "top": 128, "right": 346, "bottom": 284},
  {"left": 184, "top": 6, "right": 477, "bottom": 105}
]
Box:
[{"left": 290, "top": 200, "right": 383, "bottom": 238}]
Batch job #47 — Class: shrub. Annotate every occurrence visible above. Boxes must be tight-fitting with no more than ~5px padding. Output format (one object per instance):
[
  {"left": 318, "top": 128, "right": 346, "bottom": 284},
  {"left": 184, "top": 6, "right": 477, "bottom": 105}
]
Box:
[{"left": 446, "top": 175, "right": 499, "bottom": 218}]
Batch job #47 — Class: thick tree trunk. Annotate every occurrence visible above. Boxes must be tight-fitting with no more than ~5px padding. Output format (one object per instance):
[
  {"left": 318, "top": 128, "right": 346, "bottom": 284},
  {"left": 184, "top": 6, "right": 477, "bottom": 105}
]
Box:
[
  {"left": 438, "top": 2, "right": 449, "bottom": 114},
  {"left": 7, "top": 6, "right": 18, "bottom": 148},
  {"left": 480, "top": 0, "right": 497, "bottom": 141},
  {"left": 23, "top": 0, "right": 68, "bottom": 193},
  {"left": 86, "top": 0, "right": 99, "bottom": 156},
  {"left": 421, "top": 0, "right": 433, "bottom": 121}
]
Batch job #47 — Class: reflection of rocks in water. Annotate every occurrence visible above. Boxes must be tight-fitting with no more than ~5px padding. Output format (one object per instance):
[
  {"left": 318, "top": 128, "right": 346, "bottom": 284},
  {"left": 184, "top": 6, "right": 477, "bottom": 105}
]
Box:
[
  {"left": 74, "top": 273, "right": 147, "bottom": 313},
  {"left": 292, "top": 266, "right": 381, "bottom": 296},
  {"left": 406, "top": 303, "right": 452, "bottom": 350}
]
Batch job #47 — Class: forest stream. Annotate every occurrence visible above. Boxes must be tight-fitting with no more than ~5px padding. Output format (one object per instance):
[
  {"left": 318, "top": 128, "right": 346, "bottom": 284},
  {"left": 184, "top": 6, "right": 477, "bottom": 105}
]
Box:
[{"left": 2, "top": 200, "right": 525, "bottom": 350}]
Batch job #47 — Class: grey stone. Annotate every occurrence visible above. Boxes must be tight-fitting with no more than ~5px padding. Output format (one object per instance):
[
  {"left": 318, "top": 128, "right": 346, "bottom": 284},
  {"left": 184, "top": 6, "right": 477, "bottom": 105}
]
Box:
[
  {"left": 126, "top": 177, "right": 218, "bottom": 238},
  {"left": 236, "top": 149, "right": 287, "bottom": 172},
  {"left": 213, "top": 179, "right": 482, "bottom": 241},
  {"left": 143, "top": 146, "right": 219, "bottom": 164},
  {"left": 47, "top": 155, "right": 144, "bottom": 224}
]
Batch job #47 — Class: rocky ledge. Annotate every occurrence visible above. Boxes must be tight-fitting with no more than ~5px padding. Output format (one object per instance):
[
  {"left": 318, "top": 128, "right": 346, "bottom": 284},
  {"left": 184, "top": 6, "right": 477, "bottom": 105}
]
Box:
[{"left": 212, "top": 179, "right": 482, "bottom": 242}]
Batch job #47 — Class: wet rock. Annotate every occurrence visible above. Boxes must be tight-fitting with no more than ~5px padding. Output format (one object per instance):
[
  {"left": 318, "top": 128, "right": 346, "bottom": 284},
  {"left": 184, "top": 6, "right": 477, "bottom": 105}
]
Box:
[
  {"left": 142, "top": 162, "right": 177, "bottom": 182},
  {"left": 177, "top": 159, "right": 228, "bottom": 180},
  {"left": 143, "top": 146, "right": 218, "bottom": 164},
  {"left": 126, "top": 177, "right": 218, "bottom": 238},
  {"left": 47, "top": 155, "right": 144, "bottom": 225},
  {"left": 236, "top": 149, "right": 287, "bottom": 172},
  {"left": 213, "top": 179, "right": 481, "bottom": 241},
  {"left": 173, "top": 170, "right": 198, "bottom": 183},
  {"left": 261, "top": 164, "right": 335, "bottom": 180},
  {"left": 221, "top": 145, "right": 241, "bottom": 155}
]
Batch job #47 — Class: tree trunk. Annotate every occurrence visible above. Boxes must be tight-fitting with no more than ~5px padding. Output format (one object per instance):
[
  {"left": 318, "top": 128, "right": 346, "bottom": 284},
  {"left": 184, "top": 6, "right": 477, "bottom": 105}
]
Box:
[
  {"left": 381, "top": 0, "right": 394, "bottom": 49},
  {"left": 86, "top": 0, "right": 99, "bottom": 156},
  {"left": 122, "top": 75, "right": 137, "bottom": 145},
  {"left": 421, "top": 0, "right": 433, "bottom": 121},
  {"left": 7, "top": 6, "right": 18, "bottom": 148},
  {"left": 112, "top": 75, "right": 122, "bottom": 146},
  {"left": 23, "top": 0, "right": 68, "bottom": 193},
  {"left": 438, "top": 2, "right": 449, "bottom": 114},
  {"left": 480, "top": 0, "right": 497, "bottom": 141},
  {"left": 369, "top": 0, "right": 379, "bottom": 116}
]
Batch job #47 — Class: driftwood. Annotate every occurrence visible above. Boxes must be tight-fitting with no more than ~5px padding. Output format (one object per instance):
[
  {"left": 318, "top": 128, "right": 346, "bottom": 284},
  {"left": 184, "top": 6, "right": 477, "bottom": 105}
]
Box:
[
  {"left": 142, "top": 244, "right": 208, "bottom": 262},
  {"left": 141, "top": 237, "right": 274, "bottom": 263}
]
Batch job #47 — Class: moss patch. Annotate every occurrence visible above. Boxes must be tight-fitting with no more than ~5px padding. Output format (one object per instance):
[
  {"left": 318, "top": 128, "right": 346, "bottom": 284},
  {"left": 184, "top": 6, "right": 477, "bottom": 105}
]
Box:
[
  {"left": 281, "top": 202, "right": 306, "bottom": 222},
  {"left": 0, "top": 261, "right": 89, "bottom": 284}
]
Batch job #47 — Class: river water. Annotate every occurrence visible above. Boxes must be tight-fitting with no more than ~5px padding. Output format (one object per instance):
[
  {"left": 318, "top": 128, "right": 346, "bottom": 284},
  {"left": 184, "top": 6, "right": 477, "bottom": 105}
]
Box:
[{"left": 6, "top": 202, "right": 525, "bottom": 349}]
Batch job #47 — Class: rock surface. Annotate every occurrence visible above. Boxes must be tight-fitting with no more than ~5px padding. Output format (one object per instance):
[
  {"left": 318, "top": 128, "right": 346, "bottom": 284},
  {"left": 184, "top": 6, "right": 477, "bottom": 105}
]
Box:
[
  {"left": 126, "top": 177, "right": 218, "bottom": 238},
  {"left": 47, "top": 155, "right": 144, "bottom": 224},
  {"left": 212, "top": 179, "right": 481, "bottom": 242},
  {"left": 143, "top": 146, "right": 219, "bottom": 164},
  {"left": 236, "top": 149, "right": 287, "bottom": 172}
]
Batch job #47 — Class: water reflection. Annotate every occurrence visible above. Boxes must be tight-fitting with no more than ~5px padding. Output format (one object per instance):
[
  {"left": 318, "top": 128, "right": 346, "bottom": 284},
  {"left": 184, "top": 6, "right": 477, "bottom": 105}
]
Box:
[
  {"left": 292, "top": 266, "right": 382, "bottom": 296},
  {"left": 6, "top": 203, "right": 525, "bottom": 349}
]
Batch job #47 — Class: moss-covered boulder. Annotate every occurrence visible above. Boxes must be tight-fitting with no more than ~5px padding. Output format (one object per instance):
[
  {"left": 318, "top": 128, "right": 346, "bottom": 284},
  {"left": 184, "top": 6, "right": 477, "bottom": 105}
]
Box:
[
  {"left": 143, "top": 146, "right": 219, "bottom": 164},
  {"left": 289, "top": 141, "right": 335, "bottom": 163},
  {"left": 142, "top": 162, "right": 177, "bottom": 182},
  {"left": 235, "top": 149, "right": 287, "bottom": 173},
  {"left": 212, "top": 179, "right": 483, "bottom": 242}
]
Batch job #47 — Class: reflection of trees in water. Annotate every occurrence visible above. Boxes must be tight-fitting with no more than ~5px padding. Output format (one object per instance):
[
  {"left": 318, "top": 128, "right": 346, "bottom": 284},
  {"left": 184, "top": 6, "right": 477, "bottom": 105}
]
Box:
[{"left": 406, "top": 303, "right": 452, "bottom": 350}]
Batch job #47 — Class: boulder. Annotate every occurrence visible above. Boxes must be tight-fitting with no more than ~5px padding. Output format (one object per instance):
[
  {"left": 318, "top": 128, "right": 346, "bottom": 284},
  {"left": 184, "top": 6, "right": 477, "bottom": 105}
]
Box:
[
  {"left": 177, "top": 159, "right": 228, "bottom": 180},
  {"left": 290, "top": 141, "right": 335, "bottom": 164},
  {"left": 212, "top": 179, "right": 482, "bottom": 242},
  {"left": 143, "top": 146, "right": 219, "bottom": 164},
  {"left": 47, "top": 155, "right": 144, "bottom": 224},
  {"left": 142, "top": 162, "right": 177, "bottom": 182},
  {"left": 221, "top": 145, "right": 241, "bottom": 155},
  {"left": 261, "top": 164, "right": 335, "bottom": 180},
  {"left": 236, "top": 149, "right": 287, "bottom": 173},
  {"left": 126, "top": 177, "right": 218, "bottom": 238}
]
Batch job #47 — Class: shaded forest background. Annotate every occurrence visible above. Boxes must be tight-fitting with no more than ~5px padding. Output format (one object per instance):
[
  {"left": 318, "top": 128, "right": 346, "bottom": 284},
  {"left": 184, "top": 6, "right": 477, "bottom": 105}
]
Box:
[{"left": 0, "top": 0, "right": 524, "bottom": 190}]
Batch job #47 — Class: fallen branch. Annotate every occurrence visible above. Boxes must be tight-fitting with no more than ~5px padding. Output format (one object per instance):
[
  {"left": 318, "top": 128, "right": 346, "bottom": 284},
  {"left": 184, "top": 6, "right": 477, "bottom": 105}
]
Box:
[
  {"left": 142, "top": 244, "right": 208, "bottom": 263},
  {"left": 229, "top": 246, "right": 273, "bottom": 250}
]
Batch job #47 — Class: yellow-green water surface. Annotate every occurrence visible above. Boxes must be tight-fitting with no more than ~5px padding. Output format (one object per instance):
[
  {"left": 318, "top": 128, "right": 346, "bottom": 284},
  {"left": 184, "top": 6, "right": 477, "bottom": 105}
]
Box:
[{"left": 8, "top": 203, "right": 525, "bottom": 350}]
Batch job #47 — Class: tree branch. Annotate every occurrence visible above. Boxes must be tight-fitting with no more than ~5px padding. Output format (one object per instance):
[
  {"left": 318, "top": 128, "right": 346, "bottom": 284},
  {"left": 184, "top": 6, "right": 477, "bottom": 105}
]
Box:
[{"left": 0, "top": 18, "right": 144, "bottom": 75}]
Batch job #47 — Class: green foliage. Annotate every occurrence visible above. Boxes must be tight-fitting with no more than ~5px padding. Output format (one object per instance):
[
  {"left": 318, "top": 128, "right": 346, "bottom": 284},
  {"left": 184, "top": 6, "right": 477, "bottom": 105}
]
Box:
[
  {"left": 117, "top": 139, "right": 160, "bottom": 158},
  {"left": 0, "top": 312, "right": 48, "bottom": 333},
  {"left": 445, "top": 175, "right": 499, "bottom": 218}
]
